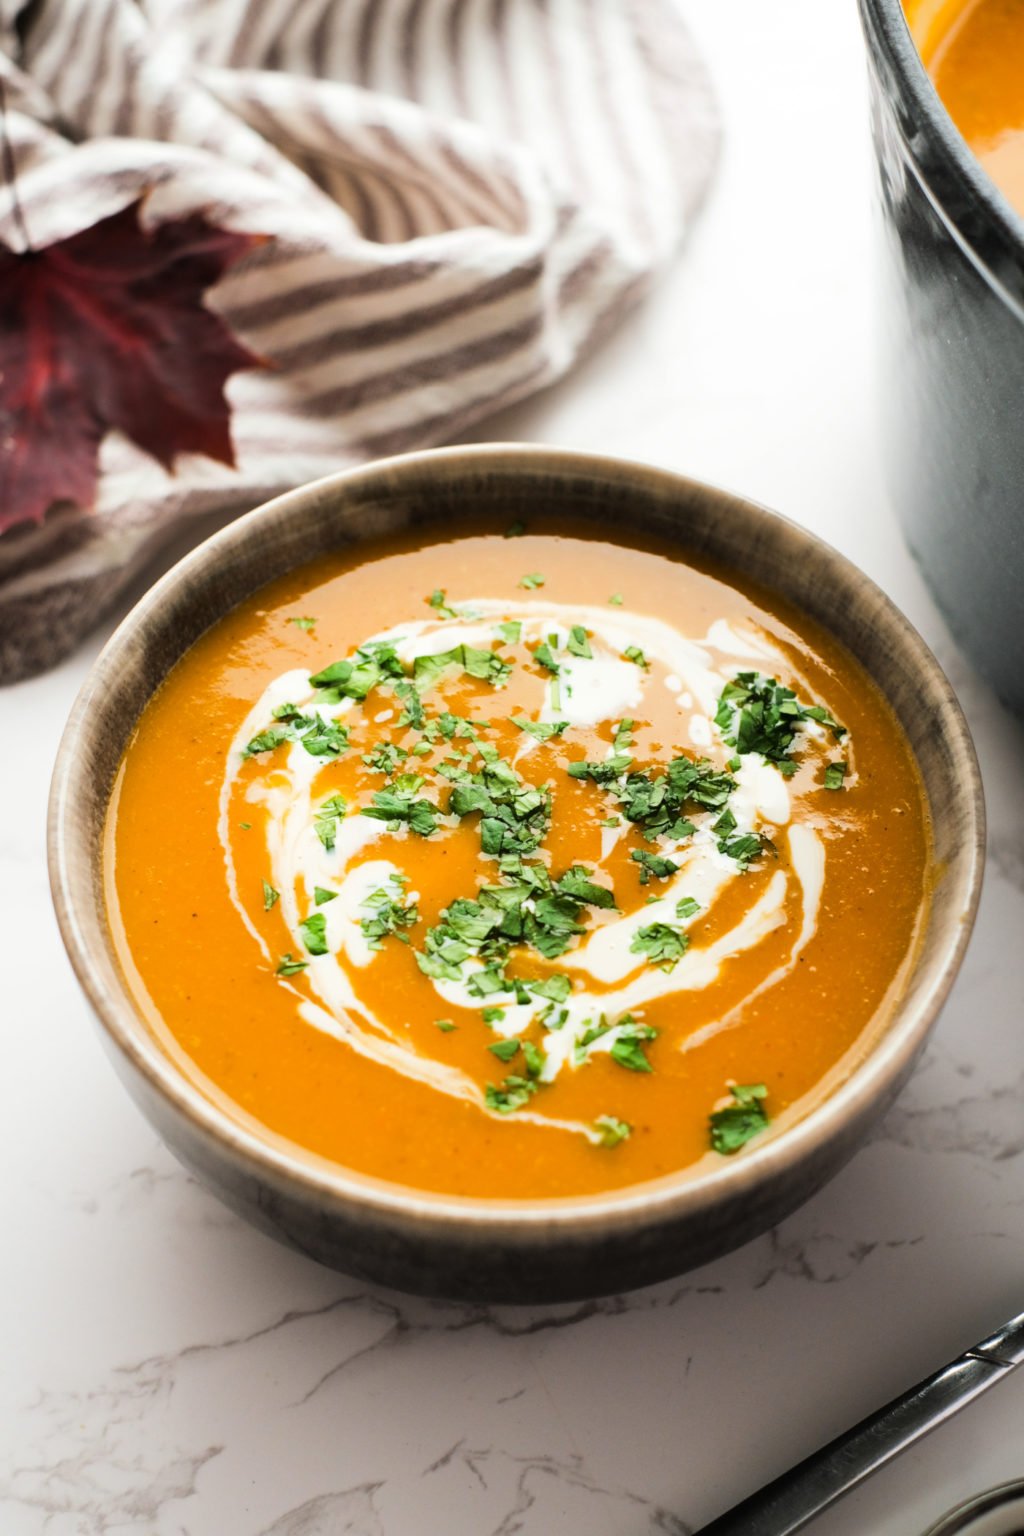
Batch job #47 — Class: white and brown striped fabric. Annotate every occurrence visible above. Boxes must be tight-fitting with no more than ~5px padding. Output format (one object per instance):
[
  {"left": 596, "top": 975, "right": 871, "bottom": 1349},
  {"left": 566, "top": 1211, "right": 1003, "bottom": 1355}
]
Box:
[{"left": 0, "top": 0, "right": 718, "bottom": 681}]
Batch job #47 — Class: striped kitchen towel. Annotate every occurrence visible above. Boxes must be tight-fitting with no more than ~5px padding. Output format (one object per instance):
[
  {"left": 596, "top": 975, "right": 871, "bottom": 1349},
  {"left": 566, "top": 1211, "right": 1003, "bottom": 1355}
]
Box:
[{"left": 0, "top": 0, "right": 718, "bottom": 682}]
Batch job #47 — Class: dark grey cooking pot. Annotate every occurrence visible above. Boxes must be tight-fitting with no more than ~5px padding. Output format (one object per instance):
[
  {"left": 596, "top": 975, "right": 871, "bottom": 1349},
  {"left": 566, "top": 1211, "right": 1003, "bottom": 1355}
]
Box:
[{"left": 859, "top": 0, "right": 1024, "bottom": 716}]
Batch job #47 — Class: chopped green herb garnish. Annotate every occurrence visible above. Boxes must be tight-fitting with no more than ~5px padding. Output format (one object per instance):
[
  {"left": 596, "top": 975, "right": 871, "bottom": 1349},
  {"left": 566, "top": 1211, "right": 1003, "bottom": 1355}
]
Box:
[
  {"left": 513, "top": 716, "right": 568, "bottom": 742},
  {"left": 485, "top": 1075, "right": 537, "bottom": 1113},
  {"left": 288, "top": 615, "right": 317, "bottom": 631},
  {"left": 675, "top": 895, "right": 701, "bottom": 920},
  {"left": 261, "top": 880, "right": 279, "bottom": 911},
  {"left": 824, "top": 760, "right": 848, "bottom": 790},
  {"left": 709, "top": 1083, "right": 770, "bottom": 1155},
  {"left": 630, "top": 922, "right": 689, "bottom": 973},
  {"left": 481, "top": 1006, "right": 506, "bottom": 1024},
  {"left": 715, "top": 671, "right": 845, "bottom": 776},
  {"left": 276, "top": 952, "right": 308, "bottom": 976},
  {"left": 298, "top": 912, "right": 329, "bottom": 956},
  {"left": 519, "top": 572, "right": 545, "bottom": 590},
  {"left": 567, "top": 625, "right": 592, "bottom": 659},
  {"left": 434, "top": 1018, "right": 457, "bottom": 1033},
  {"left": 608, "top": 593, "right": 624, "bottom": 606},
  {"left": 314, "top": 794, "right": 347, "bottom": 851},
  {"left": 314, "top": 886, "right": 337, "bottom": 906},
  {"left": 243, "top": 725, "right": 291, "bottom": 758},
  {"left": 361, "top": 777, "right": 438, "bottom": 838},
  {"left": 360, "top": 878, "right": 419, "bottom": 949},
  {"left": 718, "top": 832, "right": 766, "bottom": 868},
  {"left": 497, "top": 620, "right": 522, "bottom": 645},
  {"left": 521, "top": 1039, "right": 545, "bottom": 1078},
  {"left": 594, "top": 1114, "right": 631, "bottom": 1146},
  {"left": 427, "top": 588, "right": 458, "bottom": 619},
  {"left": 413, "top": 643, "right": 512, "bottom": 692},
  {"left": 631, "top": 849, "right": 679, "bottom": 885},
  {"left": 623, "top": 645, "right": 648, "bottom": 669},
  {"left": 609, "top": 1021, "right": 658, "bottom": 1073},
  {"left": 488, "top": 1038, "right": 520, "bottom": 1062},
  {"left": 239, "top": 822, "right": 252, "bottom": 831},
  {"left": 556, "top": 865, "right": 616, "bottom": 909},
  {"left": 363, "top": 741, "right": 408, "bottom": 777}
]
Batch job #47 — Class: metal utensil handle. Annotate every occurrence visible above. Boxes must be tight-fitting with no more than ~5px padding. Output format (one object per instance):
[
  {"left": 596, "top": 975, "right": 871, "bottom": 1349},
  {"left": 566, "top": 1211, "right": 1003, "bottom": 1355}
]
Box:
[{"left": 695, "top": 1311, "right": 1024, "bottom": 1536}]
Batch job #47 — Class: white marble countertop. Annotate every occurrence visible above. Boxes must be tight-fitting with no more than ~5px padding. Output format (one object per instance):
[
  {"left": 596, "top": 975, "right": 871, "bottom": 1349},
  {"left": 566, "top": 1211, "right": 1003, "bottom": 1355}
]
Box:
[{"left": 3, "top": 3, "right": 1023, "bottom": 1533}]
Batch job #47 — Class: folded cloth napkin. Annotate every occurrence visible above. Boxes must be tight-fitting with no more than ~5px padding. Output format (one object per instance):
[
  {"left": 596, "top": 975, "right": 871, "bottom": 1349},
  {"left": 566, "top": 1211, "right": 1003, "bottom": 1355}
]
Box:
[{"left": 0, "top": 0, "right": 718, "bottom": 682}]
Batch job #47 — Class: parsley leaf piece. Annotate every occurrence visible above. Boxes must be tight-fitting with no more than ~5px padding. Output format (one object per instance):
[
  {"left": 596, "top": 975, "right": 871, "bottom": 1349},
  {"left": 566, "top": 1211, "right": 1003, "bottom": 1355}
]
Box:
[
  {"left": 298, "top": 912, "right": 329, "bottom": 956},
  {"left": 313, "top": 794, "right": 347, "bottom": 851},
  {"left": 276, "top": 952, "right": 308, "bottom": 976},
  {"left": 567, "top": 754, "right": 632, "bottom": 784},
  {"left": 556, "top": 865, "right": 616, "bottom": 909},
  {"left": 239, "top": 822, "right": 252, "bottom": 831},
  {"left": 504, "top": 520, "right": 526, "bottom": 538},
  {"left": 715, "top": 671, "right": 846, "bottom": 775},
  {"left": 608, "top": 593, "right": 624, "bottom": 606},
  {"left": 718, "top": 832, "right": 765, "bottom": 868},
  {"left": 675, "top": 895, "right": 701, "bottom": 920},
  {"left": 288, "top": 615, "right": 317, "bottom": 631},
  {"left": 528, "top": 974, "right": 572, "bottom": 1004},
  {"left": 414, "top": 644, "right": 512, "bottom": 692},
  {"left": 594, "top": 1114, "right": 631, "bottom": 1147},
  {"left": 485, "top": 1075, "right": 537, "bottom": 1113},
  {"left": 427, "top": 588, "right": 458, "bottom": 619},
  {"left": 488, "top": 1038, "right": 520, "bottom": 1062},
  {"left": 610, "top": 1022, "right": 657, "bottom": 1073},
  {"left": 360, "top": 881, "right": 419, "bottom": 950},
  {"left": 630, "top": 922, "right": 690, "bottom": 973},
  {"left": 361, "top": 779, "right": 438, "bottom": 838},
  {"left": 497, "top": 620, "right": 522, "bottom": 645},
  {"left": 395, "top": 679, "right": 426, "bottom": 730},
  {"left": 435, "top": 1018, "right": 457, "bottom": 1033},
  {"left": 532, "top": 642, "right": 560, "bottom": 674},
  {"left": 631, "top": 849, "right": 679, "bottom": 885},
  {"left": 261, "top": 879, "right": 279, "bottom": 911},
  {"left": 314, "top": 886, "right": 337, "bottom": 906},
  {"left": 363, "top": 740, "right": 409, "bottom": 778},
  {"left": 519, "top": 572, "right": 545, "bottom": 590},
  {"left": 623, "top": 645, "right": 649, "bottom": 669},
  {"left": 521, "top": 1039, "right": 545, "bottom": 1078},
  {"left": 567, "top": 624, "right": 592, "bottom": 659},
  {"left": 243, "top": 726, "right": 292, "bottom": 759},
  {"left": 824, "top": 760, "right": 848, "bottom": 790},
  {"left": 299, "top": 714, "right": 350, "bottom": 758},
  {"left": 709, "top": 1083, "right": 770, "bottom": 1155},
  {"left": 513, "top": 716, "right": 568, "bottom": 742}
]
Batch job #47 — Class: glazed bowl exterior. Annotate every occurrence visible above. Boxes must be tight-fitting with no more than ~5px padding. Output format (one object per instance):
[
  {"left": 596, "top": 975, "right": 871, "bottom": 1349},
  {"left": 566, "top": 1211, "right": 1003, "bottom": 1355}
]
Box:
[
  {"left": 859, "top": 0, "right": 1024, "bottom": 717},
  {"left": 48, "top": 446, "right": 984, "bottom": 1303}
]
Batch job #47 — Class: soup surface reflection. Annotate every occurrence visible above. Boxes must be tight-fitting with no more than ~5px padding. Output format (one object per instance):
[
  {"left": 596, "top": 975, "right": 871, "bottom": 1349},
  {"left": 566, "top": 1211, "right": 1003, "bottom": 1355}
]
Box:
[{"left": 908, "top": 0, "right": 1024, "bottom": 218}]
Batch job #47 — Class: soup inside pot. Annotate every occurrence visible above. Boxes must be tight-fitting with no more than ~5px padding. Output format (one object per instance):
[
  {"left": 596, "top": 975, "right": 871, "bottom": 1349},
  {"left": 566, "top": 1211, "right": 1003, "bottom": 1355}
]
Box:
[{"left": 906, "top": 0, "right": 1024, "bottom": 218}]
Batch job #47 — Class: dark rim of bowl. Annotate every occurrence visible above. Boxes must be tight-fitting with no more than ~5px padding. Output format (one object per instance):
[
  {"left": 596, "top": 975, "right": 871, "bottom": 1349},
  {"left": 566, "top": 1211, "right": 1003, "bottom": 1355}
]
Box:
[
  {"left": 859, "top": 0, "right": 1024, "bottom": 314},
  {"left": 48, "top": 445, "right": 986, "bottom": 1236}
]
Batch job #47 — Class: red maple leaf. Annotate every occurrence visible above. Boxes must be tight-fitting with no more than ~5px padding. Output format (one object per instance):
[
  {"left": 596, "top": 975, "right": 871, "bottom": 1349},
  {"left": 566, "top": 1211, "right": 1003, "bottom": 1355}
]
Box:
[{"left": 0, "top": 200, "right": 265, "bottom": 535}]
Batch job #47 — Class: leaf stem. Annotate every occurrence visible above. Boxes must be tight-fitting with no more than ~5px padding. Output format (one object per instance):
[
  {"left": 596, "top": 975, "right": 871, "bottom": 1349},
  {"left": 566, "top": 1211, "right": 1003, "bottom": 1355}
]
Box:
[{"left": 0, "top": 76, "right": 32, "bottom": 251}]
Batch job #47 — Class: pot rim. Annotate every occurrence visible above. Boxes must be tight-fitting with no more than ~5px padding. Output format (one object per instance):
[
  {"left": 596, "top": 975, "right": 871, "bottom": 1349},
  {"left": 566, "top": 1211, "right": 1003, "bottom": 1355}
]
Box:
[
  {"left": 47, "top": 444, "right": 986, "bottom": 1244},
  {"left": 859, "top": 0, "right": 1024, "bottom": 312}
]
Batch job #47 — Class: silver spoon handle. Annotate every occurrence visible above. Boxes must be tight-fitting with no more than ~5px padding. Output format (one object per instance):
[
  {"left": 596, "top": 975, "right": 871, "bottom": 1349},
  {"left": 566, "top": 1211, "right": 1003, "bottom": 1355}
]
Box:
[{"left": 695, "top": 1311, "right": 1024, "bottom": 1536}]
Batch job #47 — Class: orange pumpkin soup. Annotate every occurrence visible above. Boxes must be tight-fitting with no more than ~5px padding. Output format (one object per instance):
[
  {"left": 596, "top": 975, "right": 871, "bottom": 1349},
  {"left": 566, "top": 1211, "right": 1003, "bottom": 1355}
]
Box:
[
  {"left": 105, "top": 524, "right": 931, "bottom": 1200},
  {"left": 907, "top": 0, "right": 1024, "bottom": 218}
]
